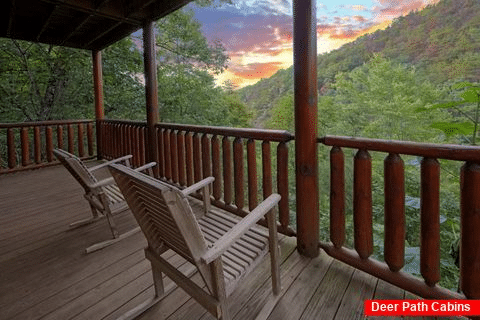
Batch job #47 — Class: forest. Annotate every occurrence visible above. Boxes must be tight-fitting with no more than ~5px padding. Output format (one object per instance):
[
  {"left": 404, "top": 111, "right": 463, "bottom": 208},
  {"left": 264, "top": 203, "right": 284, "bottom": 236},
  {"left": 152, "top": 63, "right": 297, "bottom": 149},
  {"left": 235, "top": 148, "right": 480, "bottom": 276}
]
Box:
[{"left": 1, "top": 0, "right": 480, "bottom": 292}]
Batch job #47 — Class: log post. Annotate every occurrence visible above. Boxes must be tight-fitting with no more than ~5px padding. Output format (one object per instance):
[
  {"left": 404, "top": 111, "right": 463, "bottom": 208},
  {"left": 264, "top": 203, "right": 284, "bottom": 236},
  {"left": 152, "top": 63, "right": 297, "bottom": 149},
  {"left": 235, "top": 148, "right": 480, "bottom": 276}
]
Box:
[
  {"left": 92, "top": 50, "right": 104, "bottom": 159},
  {"left": 143, "top": 20, "right": 159, "bottom": 177},
  {"left": 293, "top": 0, "right": 319, "bottom": 257}
]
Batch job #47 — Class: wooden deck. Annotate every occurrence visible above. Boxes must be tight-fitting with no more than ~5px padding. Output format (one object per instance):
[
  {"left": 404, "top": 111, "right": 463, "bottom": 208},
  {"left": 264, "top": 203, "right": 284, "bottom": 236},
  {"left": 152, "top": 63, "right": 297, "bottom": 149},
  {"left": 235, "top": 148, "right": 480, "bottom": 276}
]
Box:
[{"left": 0, "top": 163, "right": 409, "bottom": 320}]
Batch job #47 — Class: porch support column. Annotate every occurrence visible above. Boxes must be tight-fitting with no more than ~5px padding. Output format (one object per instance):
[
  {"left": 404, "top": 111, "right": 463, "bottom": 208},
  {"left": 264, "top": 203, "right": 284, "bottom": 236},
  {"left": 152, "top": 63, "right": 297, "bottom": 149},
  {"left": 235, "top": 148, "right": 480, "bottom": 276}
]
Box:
[
  {"left": 92, "top": 50, "right": 104, "bottom": 160},
  {"left": 143, "top": 20, "right": 159, "bottom": 175},
  {"left": 293, "top": 0, "right": 319, "bottom": 257}
]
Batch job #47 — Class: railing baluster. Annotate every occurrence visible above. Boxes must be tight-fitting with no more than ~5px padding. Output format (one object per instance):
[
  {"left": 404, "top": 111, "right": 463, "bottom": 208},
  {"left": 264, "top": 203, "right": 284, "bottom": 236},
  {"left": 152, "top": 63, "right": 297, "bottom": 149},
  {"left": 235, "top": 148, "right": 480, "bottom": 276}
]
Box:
[
  {"left": 262, "top": 141, "right": 272, "bottom": 198},
  {"left": 384, "top": 153, "right": 405, "bottom": 272},
  {"left": 354, "top": 149, "right": 373, "bottom": 259},
  {"left": 34, "top": 127, "right": 41, "bottom": 164},
  {"left": 130, "top": 126, "right": 136, "bottom": 166},
  {"left": 170, "top": 130, "right": 178, "bottom": 183},
  {"left": 140, "top": 126, "right": 146, "bottom": 165},
  {"left": 46, "top": 126, "right": 53, "bottom": 162},
  {"left": 247, "top": 139, "right": 258, "bottom": 211},
  {"left": 211, "top": 135, "right": 221, "bottom": 200},
  {"left": 223, "top": 136, "right": 233, "bottom": 205},
  {"left": 233, "top": 137, "right": 244, "bottom": 210},
  {"left": 460, "top": 162, "right": 480, "bottom": 299},
  {"left": 57, "top": 125, "right": 64, "bottom": 150},
  {"left": 330, "top": 146, "right": 345, "bottom": 248},
  {"left": 125, "top": 125, "right": 131, "bottom": 160},
  {"left": 163, "top": 129, "right": 171, "bottom": 180},
  {"left": 67, "top": 124, "right": 74, "bottom": 154},
  {"left": 185, "top": 132, "right": 194, "bottom": 186},
  {"left": 7, "top": 128, "right": 16, "bottom": 169},
  {"left": 419, "top": 157, "right": 440, "bottom": 286},
  {"left": 21, "top": 127, "right": 30, "bottom": 167},
  {"left": 87, "top": 122, "right": 93, "bottom": 156},
  {"left": 77, "top": 123, "right": 84, "bottom": 157},
  {"left": 202, "top": 134, "right": 211, "bottom": 180},
  {"left": 156, "top": 127, "right": 164, "bottom": 178},
  {"left": 119, "top": 124, "right": 125, "bottom": 157},
  {"left": 100, "top": 121, "right": 106, "bottom": 158},
  {"left": 177, "top": 131, "right": 186, "bottom": 186},
  {"left": 193, "top": 133, "right": 202, "bottom": 183},
  {"left": 277, "top": 141, "right": 289, "bottom": 230}
]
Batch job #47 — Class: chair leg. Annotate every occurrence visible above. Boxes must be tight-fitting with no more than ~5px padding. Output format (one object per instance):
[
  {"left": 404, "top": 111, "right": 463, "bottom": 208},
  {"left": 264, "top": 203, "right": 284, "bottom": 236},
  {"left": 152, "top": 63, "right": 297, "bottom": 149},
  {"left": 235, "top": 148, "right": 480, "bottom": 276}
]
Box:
[
  {"left": 152, "top": 263, "right": 165, "bottom": 298},
  {"left": 84, "top": 227, "right": 140, "bottom": 253},
  {"left": 267, "top": 209, "right": 281, "bottom": 295},
  {"left": 100, "top": 193, "right": 120, "bottom": 239},
  {"left": 211, "top": 260, "right": 230, "bottom": 320},
  {"left": 69, "top": 203, "right": 103, "bottom": 229}
]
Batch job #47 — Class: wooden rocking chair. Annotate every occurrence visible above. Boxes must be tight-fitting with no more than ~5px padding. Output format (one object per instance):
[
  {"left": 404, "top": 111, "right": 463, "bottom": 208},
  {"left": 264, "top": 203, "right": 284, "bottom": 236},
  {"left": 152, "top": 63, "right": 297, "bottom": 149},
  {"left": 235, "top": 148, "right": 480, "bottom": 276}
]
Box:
[
  {"left": 53, "top": 149, "right": 156, "bottom": 253},
  {"left": 109, "top": 163, "right": 281, "bottom": 320}
]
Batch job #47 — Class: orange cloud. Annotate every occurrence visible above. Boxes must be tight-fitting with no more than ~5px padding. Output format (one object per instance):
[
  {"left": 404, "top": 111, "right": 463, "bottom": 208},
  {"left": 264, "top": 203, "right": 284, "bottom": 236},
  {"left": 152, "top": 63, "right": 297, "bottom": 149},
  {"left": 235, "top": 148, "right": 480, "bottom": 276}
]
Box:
[{"left": 230, "top": 62, "right": 284, "bottom": 79}]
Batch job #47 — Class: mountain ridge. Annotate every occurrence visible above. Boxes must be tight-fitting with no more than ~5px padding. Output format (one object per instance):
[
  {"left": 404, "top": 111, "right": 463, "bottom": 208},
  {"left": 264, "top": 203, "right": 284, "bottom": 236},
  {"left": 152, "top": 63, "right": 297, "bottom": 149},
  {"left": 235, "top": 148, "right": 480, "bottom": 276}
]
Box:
[{"left": 238, "top": 0, "right": 480, "bottom": 127}]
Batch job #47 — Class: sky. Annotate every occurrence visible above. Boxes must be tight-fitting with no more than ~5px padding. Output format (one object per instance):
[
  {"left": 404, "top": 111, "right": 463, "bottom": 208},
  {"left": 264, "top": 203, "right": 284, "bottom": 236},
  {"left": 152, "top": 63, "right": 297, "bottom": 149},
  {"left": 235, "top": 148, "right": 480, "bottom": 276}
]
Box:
[{"left": 186, "top": 0, "right": 440, "bottom": 88}]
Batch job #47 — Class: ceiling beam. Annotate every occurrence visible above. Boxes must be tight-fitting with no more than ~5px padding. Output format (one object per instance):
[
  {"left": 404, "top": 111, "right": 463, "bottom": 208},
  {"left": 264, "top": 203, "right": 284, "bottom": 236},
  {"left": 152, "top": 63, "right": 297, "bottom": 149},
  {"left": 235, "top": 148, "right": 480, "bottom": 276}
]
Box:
[
  {"left": 143, "top": 0, "right": 193, "bottom": 21},
  {"left": 36, "top": 3, "right": 57, "bottom": 41},
  {"left": 7, "top": 0, "right": 16, "bottom": 36},
  {"left": 59, "top": 13, "right": 92, "bottom": 46},
  {"left": 40, "top": 0, "right": 143, "bottom": 26},
  {"left": 85, "top": 21, "right": 122, "bottom": 47}
]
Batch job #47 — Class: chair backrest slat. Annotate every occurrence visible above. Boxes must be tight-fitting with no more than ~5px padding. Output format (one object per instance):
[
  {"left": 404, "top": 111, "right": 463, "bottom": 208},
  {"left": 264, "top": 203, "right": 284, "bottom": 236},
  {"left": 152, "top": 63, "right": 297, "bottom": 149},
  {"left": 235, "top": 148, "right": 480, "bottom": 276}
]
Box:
[
  {"left": 109, "top": 164, "right": 208, "bottom": 264},
  {"left": 53, "top": 149, "right": 98, "bottom": 192}
]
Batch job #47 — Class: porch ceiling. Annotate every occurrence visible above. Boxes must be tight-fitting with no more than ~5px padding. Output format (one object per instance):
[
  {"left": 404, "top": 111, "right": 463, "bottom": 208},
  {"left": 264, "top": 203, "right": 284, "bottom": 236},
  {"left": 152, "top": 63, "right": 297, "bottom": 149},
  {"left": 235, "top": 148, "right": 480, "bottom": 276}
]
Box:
[{"left": 1, "top": 0, "right": 193, "bottom": 51}]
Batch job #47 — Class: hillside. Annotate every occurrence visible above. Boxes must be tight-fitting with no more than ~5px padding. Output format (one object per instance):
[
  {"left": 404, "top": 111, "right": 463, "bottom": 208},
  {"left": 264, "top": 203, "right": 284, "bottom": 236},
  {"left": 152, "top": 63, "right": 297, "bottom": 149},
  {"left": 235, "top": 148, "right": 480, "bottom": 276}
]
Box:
[{"left": 239, "top": 0, "right": 480, "bottom": 127}]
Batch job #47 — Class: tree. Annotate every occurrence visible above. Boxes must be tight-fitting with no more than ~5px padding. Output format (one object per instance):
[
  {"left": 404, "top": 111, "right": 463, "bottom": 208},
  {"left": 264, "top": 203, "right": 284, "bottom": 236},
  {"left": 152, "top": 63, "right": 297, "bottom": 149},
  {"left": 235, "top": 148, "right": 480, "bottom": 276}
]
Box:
[
  {"left": 0, "top": 40, "right": 92, "bottom": 122},
  {"left": 319, "top": 55, "right": 447, "bottom": 141},
  {"left": 423, "top": 82, "right": 480, "bottom": 145}
]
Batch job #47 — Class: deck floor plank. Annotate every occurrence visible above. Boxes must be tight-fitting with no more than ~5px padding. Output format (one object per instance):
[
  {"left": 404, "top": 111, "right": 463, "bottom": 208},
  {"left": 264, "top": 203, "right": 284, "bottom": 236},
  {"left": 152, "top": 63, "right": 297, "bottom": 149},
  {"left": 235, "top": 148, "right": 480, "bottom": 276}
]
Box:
[
  {"left": 299, "top": 258, "right": 356, "bottom": 320},
  {"left": 266, "top": 252, "right": 334, "bottom": 320},
  {"left": 334, "top": 268, "right": 378, "bottom": 320},
  {"left": 0, "top": 164, "right": 409, "bottom": 320}
]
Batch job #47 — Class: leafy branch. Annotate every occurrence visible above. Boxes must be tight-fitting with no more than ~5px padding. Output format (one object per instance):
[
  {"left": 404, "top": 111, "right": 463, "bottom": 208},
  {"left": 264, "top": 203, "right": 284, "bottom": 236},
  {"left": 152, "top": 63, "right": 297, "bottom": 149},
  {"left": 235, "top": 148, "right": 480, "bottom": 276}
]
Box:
[{"left": 419, "top": 82, "right": 480, "bottom": 145}]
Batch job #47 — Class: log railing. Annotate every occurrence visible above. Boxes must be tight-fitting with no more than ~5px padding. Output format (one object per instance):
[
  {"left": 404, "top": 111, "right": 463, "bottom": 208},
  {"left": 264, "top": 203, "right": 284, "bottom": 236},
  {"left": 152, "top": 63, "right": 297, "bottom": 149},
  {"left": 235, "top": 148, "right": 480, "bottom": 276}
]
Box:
[
  {"left": 318, "top": 135, "right": 480, "bottom": 300},
  {"left": 98, "top": 119, "right": 296, "bottom": 236},
  {"left": 98, "top": 120, "right": 147, "bottom": 168},
  {"left": 0, "top": 120, "right": 95, "bottom": 173}
]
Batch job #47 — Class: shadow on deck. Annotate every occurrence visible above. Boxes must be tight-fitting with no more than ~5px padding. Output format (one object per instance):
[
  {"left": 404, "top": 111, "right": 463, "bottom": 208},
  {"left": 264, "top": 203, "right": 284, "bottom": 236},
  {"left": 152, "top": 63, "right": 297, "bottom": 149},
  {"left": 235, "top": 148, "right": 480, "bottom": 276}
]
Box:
[{"left": 0, "top": 164, "right": 408, "bottom": 320}]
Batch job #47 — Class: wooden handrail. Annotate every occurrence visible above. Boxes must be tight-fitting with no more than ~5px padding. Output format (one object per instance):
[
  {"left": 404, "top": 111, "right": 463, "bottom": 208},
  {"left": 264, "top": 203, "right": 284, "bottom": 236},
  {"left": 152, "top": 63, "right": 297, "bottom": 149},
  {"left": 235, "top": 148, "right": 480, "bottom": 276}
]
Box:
[
  {"left": 318, "top": 135, "right": 480, "bottom": 301},
  {"left": 0, "top": 119, "right": 92, "bottom": 128},
  {"left": 319, "top": 135, "right": 480, "bottom": 162}
]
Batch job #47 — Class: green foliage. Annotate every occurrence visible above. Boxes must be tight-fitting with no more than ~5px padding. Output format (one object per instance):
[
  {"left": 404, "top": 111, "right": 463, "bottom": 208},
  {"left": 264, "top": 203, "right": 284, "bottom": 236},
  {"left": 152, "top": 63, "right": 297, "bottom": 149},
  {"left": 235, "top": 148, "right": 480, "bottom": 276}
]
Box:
[
  {"left": 102, "top": 38, "right": 145, "bottom": 120},
  {"left": 152, "top": 7, "right": 251, "bottom": 127},
  {"left": 267, "top": 56, "right": 462, "bottom": 290},
  {"left": 0, "top": 40, "right": 92, "bottom": 121},
  {"left": 266, "top": 93, "right": 294, "bottom": 130},
  {"left": 423, "top": 82, "right": 480, "bottom": 144}
]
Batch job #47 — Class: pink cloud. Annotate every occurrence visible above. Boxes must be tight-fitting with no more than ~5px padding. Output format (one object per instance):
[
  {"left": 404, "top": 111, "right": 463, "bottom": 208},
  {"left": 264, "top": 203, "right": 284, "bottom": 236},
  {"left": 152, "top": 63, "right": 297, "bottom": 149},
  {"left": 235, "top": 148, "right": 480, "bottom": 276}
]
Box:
[
  {"left": 353, "top": 15, "right": 368, "bottom": 23},
  {"left": 372, "top": 0, "right": 440, "bottom": 20}
]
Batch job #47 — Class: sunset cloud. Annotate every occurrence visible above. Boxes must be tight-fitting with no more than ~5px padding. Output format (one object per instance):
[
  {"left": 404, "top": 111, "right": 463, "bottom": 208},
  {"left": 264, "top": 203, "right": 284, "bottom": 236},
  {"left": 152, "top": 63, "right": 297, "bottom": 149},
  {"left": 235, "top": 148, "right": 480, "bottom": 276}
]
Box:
[
  {"left": 189, "top": 0, "right": 441, "bottom": 88},
  {"left": 371, "top": 0, "right": 440, "bottom": 20}
]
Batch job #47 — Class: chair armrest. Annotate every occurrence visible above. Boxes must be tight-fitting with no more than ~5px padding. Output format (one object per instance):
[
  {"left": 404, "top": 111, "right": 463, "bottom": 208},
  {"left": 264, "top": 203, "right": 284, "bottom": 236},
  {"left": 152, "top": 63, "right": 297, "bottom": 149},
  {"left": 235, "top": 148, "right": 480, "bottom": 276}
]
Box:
[
  {"left": 201, "top": 193, "right": 281, "bottom": 264},
  {"left": 133, "top": 162, "right": 157, "bottom": 174},
  {"left": 88, "top": 177, "right": 116, "bottom": 189},
  {"left": 90, "top": 162, "right": 156, "bottom": 188},
  {"left": 181, "top": 177, "right": 215, "bottom": 196},
  {"left": 88, "top": 155, "right": 133, "bottom": 172}
]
